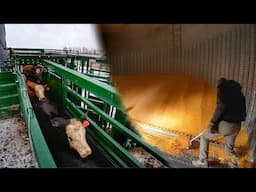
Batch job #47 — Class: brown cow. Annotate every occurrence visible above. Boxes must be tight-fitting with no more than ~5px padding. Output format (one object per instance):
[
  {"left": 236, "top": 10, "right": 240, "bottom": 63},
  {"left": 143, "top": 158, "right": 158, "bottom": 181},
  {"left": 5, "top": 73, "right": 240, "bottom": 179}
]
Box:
[
  {"left": 21, "top": 65, "right": 57, "bottom": 117},
  {"left": 21, "top": 64, "right": 49, "bottom": 100}
]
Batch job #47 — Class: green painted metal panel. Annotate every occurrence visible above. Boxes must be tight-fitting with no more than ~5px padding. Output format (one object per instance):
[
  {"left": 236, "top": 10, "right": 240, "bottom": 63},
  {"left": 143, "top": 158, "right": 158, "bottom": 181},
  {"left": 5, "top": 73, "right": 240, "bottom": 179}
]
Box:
[
  {"left": 44, "top": 72, "right": 64, "bottom": 107},
  {"left": 65, "top": 98, "right": 145, "bottom": 168},
  {"left": 0, "top": 72, "right": 16, "bottom": 84},
  {"left": 90, "top": 68, "right": 110, "bottom": 74},
  {"left": 96, "top": 58, "right": 107, "bottom": 64},
  {"left": 86, "top": 74, "right": 110, "bottom": 80},
  {"left": 0, "top": 72, "right": 19, "bottom": 118},
  {"left": 0, "top": 94, "right": 19, "bottom": 108},
  {"left": 0, "top": 105, "right": 20, "bottom": 119},
  {"left": 0, "top": 89, "right": 18, "bottom": 97},
  {"left": 42, "top": 59, "right": 125, "bottom": 113},
  {"left": 66, "top": 87, "right": 170, "bottom": 167},
  {"left": 15, "top": 55, "right": 68, "bottom": 59},
  {"left": 11, "top": 48, "right": 44, "bottom": 51},
  {"left": 0, "top": 82, "right": 17, "bottom": 89}
]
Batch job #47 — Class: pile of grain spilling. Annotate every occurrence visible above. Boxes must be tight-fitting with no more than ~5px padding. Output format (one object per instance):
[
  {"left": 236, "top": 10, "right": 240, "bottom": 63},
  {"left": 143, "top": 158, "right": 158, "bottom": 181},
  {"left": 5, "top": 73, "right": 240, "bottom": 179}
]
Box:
[{"left": 113, "top": 74, "right": 251, "bottom": 167}]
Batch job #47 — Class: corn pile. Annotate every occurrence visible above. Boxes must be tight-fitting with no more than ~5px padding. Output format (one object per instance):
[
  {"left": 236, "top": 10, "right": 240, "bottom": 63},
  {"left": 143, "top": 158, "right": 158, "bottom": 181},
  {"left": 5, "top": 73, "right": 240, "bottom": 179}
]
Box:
[{"left": 113, "top": 74, "right": 252, "bottom": 167}]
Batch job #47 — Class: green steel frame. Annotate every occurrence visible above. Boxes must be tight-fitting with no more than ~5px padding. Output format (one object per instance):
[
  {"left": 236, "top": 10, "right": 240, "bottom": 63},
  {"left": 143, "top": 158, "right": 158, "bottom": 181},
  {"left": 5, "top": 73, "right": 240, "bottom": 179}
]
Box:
[
  {"left": 41, "top": 59, "right": 170, "bottom": 167},
  {"left": 42, "top": 59, "right": 122, "bottom": 111},
  {"left": 0, "top": 72, "right": 19, "bottom": 118},
  {"left": 11, "top": 48, "right": 111, "bottom": 84}
]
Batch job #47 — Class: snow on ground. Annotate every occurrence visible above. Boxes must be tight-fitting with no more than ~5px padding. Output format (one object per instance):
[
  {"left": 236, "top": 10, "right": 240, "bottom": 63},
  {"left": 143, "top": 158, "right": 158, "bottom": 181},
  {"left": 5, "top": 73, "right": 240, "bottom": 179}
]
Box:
[{"left": 0, "top": 116, "right": 38, "bottom": 168}]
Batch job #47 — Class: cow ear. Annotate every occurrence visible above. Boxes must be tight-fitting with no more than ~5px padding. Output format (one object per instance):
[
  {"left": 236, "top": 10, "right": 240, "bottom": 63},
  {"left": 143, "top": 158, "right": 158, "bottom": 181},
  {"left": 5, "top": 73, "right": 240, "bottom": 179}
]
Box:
[
  {"left": 64, "top": 119, "right": 71, "bottom": 127},
  {"left": 79, "top": 111, "right": 88, "bottom": 122},
  {"left": 82, "top": 120, "right": 90, "bottom": 128}
]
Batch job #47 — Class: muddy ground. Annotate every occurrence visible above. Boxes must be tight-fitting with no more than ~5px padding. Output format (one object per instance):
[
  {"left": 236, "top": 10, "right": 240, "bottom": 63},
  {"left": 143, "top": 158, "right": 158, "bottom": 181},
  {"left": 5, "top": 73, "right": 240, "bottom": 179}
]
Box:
[{"left": 129, "top": 147, "right": 166, "bottom": 168}]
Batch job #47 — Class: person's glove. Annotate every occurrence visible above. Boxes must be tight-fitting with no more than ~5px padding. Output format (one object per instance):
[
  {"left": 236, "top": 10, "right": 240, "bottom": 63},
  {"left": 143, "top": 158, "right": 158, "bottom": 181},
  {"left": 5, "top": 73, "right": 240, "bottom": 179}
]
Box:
[{"left": 209, "top": 122, "right": 219, "bottom": 133}]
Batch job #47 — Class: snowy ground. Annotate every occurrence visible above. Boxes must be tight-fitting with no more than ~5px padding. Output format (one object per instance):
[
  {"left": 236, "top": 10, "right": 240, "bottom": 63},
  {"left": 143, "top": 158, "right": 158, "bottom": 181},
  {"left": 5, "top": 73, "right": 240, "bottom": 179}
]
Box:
[{"left": 0, "top": 116, "right": 38, "bottom": 168}]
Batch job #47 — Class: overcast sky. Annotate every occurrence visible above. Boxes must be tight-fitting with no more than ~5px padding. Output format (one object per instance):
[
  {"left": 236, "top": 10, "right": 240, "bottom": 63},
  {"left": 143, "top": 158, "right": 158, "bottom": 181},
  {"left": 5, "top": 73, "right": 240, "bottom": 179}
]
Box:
[{"left": 5, "top": 24, "right": 103, "bottom": 50}]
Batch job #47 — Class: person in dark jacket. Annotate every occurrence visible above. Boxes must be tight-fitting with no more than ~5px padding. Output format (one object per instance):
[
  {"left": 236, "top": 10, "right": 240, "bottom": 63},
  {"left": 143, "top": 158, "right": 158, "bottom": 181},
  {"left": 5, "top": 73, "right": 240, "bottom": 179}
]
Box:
[
  {"left": 0, "top": 24, "right": 7, "bottom": 70},
  {"left": 192, "top": 78, "right": 246, "bottom": 168}
]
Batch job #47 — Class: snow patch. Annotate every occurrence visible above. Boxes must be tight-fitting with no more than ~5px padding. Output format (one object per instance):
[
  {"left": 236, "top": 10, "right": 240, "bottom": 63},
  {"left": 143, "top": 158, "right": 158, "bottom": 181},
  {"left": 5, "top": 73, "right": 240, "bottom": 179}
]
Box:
[{"left": 0, "top": 116, "right": 38, "bottom": 168}]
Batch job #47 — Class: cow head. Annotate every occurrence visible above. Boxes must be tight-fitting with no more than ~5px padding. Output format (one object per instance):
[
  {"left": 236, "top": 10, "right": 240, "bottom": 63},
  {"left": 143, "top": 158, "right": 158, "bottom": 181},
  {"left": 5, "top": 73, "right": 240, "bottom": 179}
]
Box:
[
  {"left": 50, "top": 117, "right": 92, "bottom": 158},
  {"left": 34, "top": 84, "right": 45, "bottom": 101},
  {"left": 33, "top": 64, "right": 43, "bottom": 83}
]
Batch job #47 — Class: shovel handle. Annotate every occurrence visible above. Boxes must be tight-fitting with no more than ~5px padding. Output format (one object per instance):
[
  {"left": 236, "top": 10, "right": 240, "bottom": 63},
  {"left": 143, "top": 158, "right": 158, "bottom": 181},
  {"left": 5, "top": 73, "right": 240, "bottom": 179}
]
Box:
[{"left": 189, "top": 132, "right": 203, "bottom": 146}]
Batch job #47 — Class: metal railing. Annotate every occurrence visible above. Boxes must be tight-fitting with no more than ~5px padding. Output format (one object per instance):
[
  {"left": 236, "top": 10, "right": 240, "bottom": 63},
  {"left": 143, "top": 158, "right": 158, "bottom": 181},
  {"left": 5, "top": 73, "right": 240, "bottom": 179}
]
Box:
[
  {"left": 41, "top": 59, "right": 170, "bottom": 167},
  {"left": 11, "top": 48, "right": 111, "bottom": 84}
]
